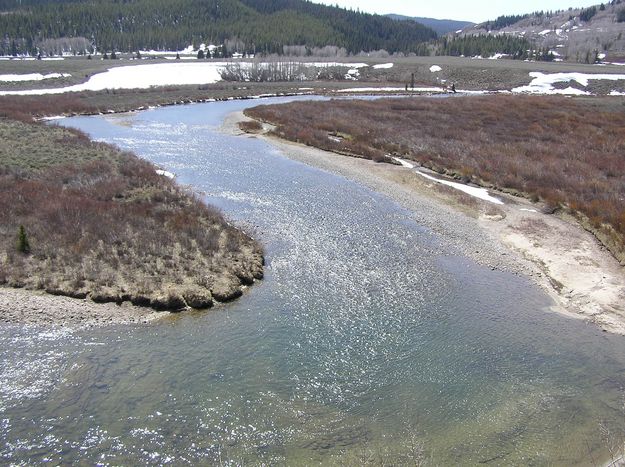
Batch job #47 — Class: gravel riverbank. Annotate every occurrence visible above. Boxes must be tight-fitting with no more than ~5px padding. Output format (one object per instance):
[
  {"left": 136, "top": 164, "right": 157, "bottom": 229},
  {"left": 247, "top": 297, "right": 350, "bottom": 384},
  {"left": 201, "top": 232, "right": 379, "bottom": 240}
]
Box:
[
  {"left": 0, "top": 287, "right": 163, "bottom": 327},
  {"left": 227, "top": 110, "right": 625, "bottom": 334}
]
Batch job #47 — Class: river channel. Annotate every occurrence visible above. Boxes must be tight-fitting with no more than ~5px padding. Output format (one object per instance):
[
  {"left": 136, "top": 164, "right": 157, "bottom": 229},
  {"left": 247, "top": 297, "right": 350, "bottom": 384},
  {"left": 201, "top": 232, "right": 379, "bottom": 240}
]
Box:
[{"left": 2, "top": 97, "right": 625, "bottom": 465}]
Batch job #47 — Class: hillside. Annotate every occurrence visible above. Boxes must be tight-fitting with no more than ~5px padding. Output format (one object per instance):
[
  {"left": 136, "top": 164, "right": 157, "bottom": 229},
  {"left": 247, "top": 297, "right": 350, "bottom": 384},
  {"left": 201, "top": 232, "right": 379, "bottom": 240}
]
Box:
[
  {"left": 0, "top": 0, "right": 437, "bottom": 57},
  {"left": 455, "top": 1, "right": 625, "bottom": 63},
  {"left": 387, "top": 14, "right": 474, "bottom": 35}
]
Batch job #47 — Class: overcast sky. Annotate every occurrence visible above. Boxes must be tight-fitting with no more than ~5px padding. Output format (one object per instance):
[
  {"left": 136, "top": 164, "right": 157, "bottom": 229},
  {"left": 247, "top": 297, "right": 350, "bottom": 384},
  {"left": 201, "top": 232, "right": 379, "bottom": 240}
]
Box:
[{"left": 309, "top": 0, "right": 601, "bottom": 23}]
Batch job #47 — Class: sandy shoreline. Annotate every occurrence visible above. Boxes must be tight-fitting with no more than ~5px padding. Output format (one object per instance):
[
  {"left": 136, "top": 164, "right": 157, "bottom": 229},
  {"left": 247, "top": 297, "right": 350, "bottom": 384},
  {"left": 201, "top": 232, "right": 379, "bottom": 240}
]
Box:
[{"left": 226, "top": 110, "right": 625, "bottom": 334}]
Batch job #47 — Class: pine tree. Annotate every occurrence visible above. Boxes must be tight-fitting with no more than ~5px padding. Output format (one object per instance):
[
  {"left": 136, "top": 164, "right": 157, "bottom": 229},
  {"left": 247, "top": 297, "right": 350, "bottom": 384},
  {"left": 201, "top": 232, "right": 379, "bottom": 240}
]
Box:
[{"left": 17, "top": 225, "right": 30, "bottom": 254}]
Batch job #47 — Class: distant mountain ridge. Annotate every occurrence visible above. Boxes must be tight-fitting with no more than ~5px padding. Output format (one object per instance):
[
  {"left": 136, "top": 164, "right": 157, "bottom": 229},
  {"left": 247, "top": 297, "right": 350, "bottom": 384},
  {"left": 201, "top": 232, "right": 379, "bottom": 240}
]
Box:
[
  {"left": 386, "top": 14, "right": 474, "bottom": 35},
  {"left": 454, "top": 1, "right": 625, "bottom": 63},
  {"left": 0, "top": 0, "right": 437, "bottom": 57}
]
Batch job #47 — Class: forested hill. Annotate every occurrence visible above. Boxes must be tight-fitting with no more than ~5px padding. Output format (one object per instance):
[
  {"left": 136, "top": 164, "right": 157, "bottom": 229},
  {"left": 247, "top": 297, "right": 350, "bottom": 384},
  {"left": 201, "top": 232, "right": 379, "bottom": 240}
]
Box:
[
  {"left": 454, "top": 1, "right": 625, "bottom": 63},
  {"left": 386, "top": 14, "right": 474, "bottom": 35},
  {"left": 0, "top": 0, "right": 437, "bottom": 56}
]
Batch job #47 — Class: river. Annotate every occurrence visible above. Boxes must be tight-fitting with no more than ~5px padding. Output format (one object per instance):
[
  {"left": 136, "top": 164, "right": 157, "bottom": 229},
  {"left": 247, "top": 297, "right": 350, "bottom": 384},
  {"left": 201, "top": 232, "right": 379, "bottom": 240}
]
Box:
[{"left": 1, "top": 97, "right": 625, "bottom": 465}]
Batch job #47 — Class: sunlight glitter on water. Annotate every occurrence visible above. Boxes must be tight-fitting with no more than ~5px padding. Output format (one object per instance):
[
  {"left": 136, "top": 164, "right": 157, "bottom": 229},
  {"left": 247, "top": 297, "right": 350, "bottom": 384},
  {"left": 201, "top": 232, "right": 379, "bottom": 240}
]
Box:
[{"left": 1, "top": 98, "right": 623, "bottom": 465}]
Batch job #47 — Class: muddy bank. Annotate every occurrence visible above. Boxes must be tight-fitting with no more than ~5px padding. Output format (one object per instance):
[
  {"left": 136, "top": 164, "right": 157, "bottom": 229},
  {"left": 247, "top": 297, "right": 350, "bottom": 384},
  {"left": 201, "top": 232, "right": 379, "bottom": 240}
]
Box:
[{"left": 228, "top": 110, "right": 625, "bottom": 334}]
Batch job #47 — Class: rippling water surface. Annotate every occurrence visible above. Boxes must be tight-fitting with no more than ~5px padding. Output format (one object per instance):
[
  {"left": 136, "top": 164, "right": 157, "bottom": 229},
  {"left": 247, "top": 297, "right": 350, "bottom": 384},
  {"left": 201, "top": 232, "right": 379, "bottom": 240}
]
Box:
[{"left": 2, "top": 98, "right": 625, "bottom": 464}]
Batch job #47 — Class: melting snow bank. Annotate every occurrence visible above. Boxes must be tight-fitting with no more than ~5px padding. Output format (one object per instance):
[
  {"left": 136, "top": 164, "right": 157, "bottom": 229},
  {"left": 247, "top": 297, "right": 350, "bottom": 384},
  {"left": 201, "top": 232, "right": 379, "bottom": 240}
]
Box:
[
  {"left": 373, "top": 63, "right": 394, "bottom": 69},
  {"left": 392, "top": 157, "right": 504, "bottom": 205},
  {"left": 0, "top": 72, "right": 71, "bottom": 82},
  {"left": 512, "top": 72, "right": 625, "bottom": 95}
]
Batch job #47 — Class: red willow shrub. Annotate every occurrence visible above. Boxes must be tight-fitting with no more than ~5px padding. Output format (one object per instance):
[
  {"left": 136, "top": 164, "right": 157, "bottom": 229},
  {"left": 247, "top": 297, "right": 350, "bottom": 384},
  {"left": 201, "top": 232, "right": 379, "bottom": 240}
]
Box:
[
  {"left": 0, "top": 119, "right": 263, "bottom": 306},
  {"left": 246, "top": 95, "right": 625, "bottom": 257},
  {"left": 0, "top": 95, "right": 96, "bottom": 122}
]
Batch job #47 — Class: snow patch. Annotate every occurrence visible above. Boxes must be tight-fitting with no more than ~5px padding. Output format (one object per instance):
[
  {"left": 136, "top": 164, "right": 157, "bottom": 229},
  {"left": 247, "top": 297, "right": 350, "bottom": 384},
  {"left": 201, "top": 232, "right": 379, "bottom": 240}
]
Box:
[
  {"left": 0, "top": 72, "right": 70, "bottom": 82},
  {"left": 156, "top": 169, "right": 175, "bottom": 179},
  {"left": 373, "top": 63, "right": 393, "bottom": 69},
  {"left": 429, "top": 65, "right": 442, "bottom": 73},
  {"left": 392, "top": 157, "right": 503, "bottom": 205},
  {"left": 512, "top": 72, "right": 625, "bottom": 95}
]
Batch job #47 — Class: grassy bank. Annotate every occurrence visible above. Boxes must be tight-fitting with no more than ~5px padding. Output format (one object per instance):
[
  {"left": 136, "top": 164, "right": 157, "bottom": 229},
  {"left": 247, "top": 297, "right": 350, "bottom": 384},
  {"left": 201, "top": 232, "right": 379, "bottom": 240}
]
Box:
[
  {"left": 0, "top": 82, "right": 320, "bottom": 120},
  {"left": 0, "top": 117, "right": 263, "bottom": 311},
  {"left": 245, "top": 95, "right": 625, "bottom": 262}
]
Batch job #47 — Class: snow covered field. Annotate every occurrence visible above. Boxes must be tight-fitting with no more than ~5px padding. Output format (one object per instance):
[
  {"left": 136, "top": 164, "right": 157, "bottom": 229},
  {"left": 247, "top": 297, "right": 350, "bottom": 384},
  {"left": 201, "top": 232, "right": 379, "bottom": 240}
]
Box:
[
  {"left": 0, "top": 61, "right": 374, "bottom": 96},
  {"left": 0, "top": 62, "right": 229, "bottom": 95}
]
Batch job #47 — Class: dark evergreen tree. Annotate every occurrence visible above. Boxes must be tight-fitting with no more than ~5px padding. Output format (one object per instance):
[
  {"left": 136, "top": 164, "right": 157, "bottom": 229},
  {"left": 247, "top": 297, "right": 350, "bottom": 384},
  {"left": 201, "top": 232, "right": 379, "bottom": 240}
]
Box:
[
  {"left": 17, "top": 225, "right": 30, "bottom": 254},
  {"left": 579, "top": 6, "right": 597, "bottom": 22}
]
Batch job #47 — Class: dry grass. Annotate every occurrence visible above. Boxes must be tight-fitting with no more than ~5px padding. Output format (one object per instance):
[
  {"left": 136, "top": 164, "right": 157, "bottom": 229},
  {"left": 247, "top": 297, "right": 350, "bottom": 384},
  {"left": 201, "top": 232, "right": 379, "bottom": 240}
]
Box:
[
  {"left": 238, "top": 120, "right": 263, "bottom": 132},
  {"left": 0, "top": 118, "right": 263, "bottom": 310},
  {"left": 246, "top": 95, "right": 625, "bottom": 261},
  {"left": 0, "top": 95, "right": 96, "bottom": 122}
]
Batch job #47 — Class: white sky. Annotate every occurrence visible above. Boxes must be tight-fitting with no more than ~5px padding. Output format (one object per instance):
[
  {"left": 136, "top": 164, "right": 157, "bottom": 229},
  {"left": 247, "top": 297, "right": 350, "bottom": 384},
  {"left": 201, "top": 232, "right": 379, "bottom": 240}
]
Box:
[{"left": 310, "top": 0, "right": 602, "bottom": 23}]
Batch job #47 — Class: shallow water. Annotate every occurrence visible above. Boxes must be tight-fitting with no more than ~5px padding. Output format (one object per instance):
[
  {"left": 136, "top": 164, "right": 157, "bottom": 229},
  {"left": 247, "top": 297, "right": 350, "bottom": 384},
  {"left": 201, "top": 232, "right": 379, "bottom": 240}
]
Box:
[{"left": 2, "top": 97, "right": 625, "bottom": 464}]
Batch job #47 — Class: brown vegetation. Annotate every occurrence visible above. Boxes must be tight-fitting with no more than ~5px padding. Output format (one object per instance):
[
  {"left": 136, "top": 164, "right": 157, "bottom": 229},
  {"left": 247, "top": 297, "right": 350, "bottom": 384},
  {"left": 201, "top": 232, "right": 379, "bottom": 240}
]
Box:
[
  {"left": 238, "top": 120, "right": 263, "bottom": 133},
  {"left": 0, "top": 118, "right": 263, "bottom": 311},
  {"left": 246, "top": 95, "right": 625, "bottom": 261},
  {"left": 0, "top": 95, "right": 96, "bottom": 122}
]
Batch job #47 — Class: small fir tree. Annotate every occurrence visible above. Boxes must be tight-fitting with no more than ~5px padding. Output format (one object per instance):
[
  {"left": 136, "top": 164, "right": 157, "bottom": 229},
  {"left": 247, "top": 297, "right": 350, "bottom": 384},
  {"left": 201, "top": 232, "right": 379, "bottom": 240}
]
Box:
[{"left": 17, "top": 225, "right": 30, "bottom": 254}]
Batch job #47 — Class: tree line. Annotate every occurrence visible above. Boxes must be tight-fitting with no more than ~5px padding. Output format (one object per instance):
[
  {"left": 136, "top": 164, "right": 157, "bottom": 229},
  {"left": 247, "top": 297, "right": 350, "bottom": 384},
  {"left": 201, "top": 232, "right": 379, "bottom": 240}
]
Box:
[
  {"left": 433, "top": 35, "right": 551, "bottom": 60},
  {"left": 0, "top": 0, "right": 437, "bottom": 56}
]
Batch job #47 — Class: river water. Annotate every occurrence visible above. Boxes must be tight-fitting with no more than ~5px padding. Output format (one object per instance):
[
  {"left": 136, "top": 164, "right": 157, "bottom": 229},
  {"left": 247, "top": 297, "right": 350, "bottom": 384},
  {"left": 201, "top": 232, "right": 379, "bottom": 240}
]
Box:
[{"left": 2, "top": 97, "right": 625, "bottom": 465}]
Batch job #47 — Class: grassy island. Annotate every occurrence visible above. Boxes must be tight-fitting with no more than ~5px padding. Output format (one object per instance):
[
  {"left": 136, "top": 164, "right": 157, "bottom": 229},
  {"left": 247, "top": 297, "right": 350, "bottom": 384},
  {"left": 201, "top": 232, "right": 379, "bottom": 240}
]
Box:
[{"left": 0, "top": 114, "right": 263, "bottom": 312}]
